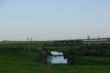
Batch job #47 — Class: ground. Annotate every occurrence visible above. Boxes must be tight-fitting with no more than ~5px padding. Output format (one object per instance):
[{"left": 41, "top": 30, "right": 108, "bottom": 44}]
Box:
[{"left": 0, "top": 52, "right": 110, "bottom": 73}]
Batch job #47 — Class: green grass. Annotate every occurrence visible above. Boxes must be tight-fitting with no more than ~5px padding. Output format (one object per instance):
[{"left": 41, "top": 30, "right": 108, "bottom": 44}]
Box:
[
  {"left": 0, "top": 53, "right": 110, "bottom": 73},
  {"left": 79, "top": 56, "right": 110, "bottom": 65}
]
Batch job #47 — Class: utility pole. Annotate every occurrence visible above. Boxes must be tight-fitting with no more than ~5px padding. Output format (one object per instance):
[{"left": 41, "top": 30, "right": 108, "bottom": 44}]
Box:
[
  {"left": 27, "top": 37, "right": 29, "bottom": 53},
  {"left": 26, "top": 37, "right": 31, "bottom": 54},
  {"left": 30, "top": 37, "right": 33, "bottom": 54},
  {"left": 31, "top": 37, "right": 32, "bottom": 41},
  {"left": 88, "top": 35, "right": 90, "bottom": 40}
]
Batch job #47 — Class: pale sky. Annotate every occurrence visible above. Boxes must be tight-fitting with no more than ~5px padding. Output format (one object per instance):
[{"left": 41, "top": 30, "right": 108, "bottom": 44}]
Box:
[{"left": 0, "top": 0, "right": 110, "bottom": 41}]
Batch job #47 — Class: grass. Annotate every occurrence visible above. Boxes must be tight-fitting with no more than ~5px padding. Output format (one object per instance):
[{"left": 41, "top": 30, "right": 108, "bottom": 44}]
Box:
[
  {"left": 0, "top": 52, "right": 110, "bottom": 73},
  {"left": 79, "top": 56, "right": 110, "bottom": 65}
]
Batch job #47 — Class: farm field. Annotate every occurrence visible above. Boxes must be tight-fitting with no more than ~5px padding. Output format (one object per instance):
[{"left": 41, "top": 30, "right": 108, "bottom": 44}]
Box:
[{"left": 0, "top": 53, "right": 110, "bottom": 73}]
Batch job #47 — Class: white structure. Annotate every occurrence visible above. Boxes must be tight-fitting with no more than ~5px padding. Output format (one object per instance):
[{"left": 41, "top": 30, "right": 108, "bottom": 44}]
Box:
[
  {"left": 83, "top": 38, "right": 110, "bottom": 45},
  {"left": 47, "top": 51, "right": 68, "bottom": 64}
]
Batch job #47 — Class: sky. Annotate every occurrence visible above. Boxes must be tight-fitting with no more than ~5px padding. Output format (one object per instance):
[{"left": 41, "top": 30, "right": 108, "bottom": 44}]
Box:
[{"left": 0, "top": 0, "right": 110, "bottom": 41}]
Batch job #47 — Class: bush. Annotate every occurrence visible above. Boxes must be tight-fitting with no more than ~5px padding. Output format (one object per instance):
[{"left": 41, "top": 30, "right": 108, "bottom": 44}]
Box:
[{"left": 64, "top": 49, "right": 79, "bottom": 64}]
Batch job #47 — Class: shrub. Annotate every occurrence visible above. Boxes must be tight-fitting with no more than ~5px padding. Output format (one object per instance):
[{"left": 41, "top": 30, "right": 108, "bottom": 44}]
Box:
[{"left": 64, "top": 49, "right": 79, "bottom": 64}]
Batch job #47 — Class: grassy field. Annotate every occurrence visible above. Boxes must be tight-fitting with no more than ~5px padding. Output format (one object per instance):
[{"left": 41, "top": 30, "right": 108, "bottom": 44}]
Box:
[
  {"left": 0, "top": 52, "right": 110, "bottom": 73},
  {"left": 79, "top": 56, "right": 110, "bottom": 65}
]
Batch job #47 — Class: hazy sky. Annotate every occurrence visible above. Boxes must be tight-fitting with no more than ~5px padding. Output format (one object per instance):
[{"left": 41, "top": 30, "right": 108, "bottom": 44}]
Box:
[{"left": 0, "top": 0, "right": 110, "bottom": 40}]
